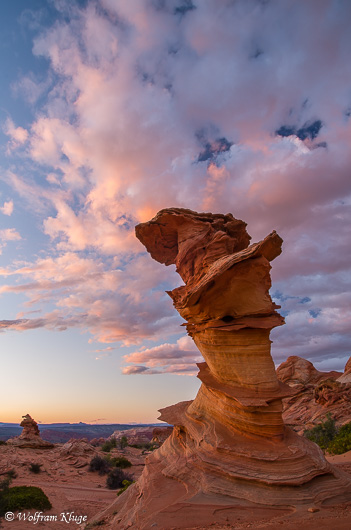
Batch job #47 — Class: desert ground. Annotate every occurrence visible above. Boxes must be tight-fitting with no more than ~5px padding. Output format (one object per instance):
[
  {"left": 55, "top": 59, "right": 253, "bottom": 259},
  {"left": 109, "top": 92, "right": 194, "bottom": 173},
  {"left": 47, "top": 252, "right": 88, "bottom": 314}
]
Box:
[
  {"left": 2, "top": 442, "right": 350, "bottom": 529},
  {"left": 0, "top": 441, "right": 145, "bottom": 529}
]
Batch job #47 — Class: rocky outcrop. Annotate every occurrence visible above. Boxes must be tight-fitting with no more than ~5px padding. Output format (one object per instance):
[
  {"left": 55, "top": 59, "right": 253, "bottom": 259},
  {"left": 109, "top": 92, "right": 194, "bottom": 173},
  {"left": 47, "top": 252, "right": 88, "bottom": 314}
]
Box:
[
  {"left": 109, "top": 427, "right": 155, "bottom": 446},
  {"left": 90, "top": 437, "right": 106, "bottom": 447},
  {"left": 151, "top": 426, "right": 173, "bottom": 446},
  {"left": 103, "top": 208, "right": 351, "bottom": 529},
  {"left": 109, "top": 426, "right": 172, "bottom": 447},
  {"left": 337, "top": 357, "right": 351, "bottom": 384},
  {"left": 277, "top": 355, "right": 341, "bottom": 388},
  {"left": 277, "top": 356, "right": 351, "bottom": 432},
  {"left": 59, "top": 439, "right": 96, "bottom": 467},
  {"left": 7, "top": 414, "right": 54, "bottom": 449}
]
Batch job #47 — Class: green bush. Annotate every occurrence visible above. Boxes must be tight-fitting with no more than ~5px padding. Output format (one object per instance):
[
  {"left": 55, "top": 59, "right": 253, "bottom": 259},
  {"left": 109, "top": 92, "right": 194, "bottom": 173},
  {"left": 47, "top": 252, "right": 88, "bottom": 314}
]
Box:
[
  {"left": 101, "top": 438, "right": 117, "bottom": 453},
  {"left": 0, "top": 486, "right": 52, "bottom": 516},
  {"left": 29, "top": 463, "right": 42, "bottom": 474},
  {"left": 328, "top": 422, "right": 351, "bottom": 455},
  {"left": 304, "top": 413, "right": 337, "bottom": 450},
  {"left": 107, "top": 456, "right": 132, "bottom": 469},
  {"left": 129, "top": 442, "right": 157, "bottom": 452},
  {"left": 117, "top": 479, "right": 134, "bottom": 496},
  {"left": 106, "top": 469, "right": 133, "bottom": 490}
]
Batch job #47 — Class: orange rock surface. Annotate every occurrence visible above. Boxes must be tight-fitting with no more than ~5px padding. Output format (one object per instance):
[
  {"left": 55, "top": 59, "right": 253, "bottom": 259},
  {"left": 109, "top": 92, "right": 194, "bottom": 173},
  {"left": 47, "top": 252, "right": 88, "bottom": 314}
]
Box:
[{"left": 104, "top": 208, "right": 351, "bottom": 529}]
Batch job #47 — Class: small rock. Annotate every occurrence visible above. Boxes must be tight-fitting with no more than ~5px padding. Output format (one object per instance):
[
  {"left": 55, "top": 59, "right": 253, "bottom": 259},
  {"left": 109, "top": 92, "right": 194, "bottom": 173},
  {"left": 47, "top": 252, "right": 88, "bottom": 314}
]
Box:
[{"left": 308, "top": 507, "right": 320, "bottom": 513}]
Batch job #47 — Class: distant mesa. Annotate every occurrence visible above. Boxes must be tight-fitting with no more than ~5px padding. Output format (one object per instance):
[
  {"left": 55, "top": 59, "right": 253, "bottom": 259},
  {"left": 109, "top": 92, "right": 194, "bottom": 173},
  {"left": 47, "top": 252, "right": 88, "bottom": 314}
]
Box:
[
  {"left": 100, "top": 207, "right": 351, "bottom": 529},
  {"left": 6, "top": 414, "right": 54, "bottom": 449}
]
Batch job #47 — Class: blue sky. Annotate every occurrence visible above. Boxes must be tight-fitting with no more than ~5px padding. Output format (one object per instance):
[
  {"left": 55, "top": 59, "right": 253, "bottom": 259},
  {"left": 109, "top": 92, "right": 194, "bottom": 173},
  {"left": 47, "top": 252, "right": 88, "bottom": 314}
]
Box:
[{"left": 1, "top": 0, "right": 351, "bottom": 423}]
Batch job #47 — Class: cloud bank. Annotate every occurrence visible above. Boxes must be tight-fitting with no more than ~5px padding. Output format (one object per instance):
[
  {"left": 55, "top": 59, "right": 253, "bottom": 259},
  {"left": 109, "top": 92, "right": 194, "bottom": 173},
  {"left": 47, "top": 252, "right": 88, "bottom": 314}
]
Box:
[{"left": 1, "top": 0, "right": 351, "bottom": 373}]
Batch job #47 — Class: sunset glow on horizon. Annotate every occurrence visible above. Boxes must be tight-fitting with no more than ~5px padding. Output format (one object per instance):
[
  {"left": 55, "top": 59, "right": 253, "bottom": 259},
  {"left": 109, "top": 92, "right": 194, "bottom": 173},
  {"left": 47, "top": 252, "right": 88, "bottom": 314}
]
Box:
[{"left": 1, "top": 0, "right": 351, "bottom": 424}]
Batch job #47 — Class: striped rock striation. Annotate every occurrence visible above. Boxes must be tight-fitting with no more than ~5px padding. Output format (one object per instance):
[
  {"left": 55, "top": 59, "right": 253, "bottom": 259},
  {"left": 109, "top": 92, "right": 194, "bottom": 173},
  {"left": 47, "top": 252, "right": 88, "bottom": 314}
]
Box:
[{"left": 109, "top": 208, "right": 351, "bottom": 529}]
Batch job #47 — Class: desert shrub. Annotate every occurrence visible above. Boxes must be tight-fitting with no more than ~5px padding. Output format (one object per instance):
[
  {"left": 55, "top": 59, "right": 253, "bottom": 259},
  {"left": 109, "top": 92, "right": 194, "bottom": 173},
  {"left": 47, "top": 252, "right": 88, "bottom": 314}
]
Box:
[
  {"left": 6, "top": 469, "right": 17, "bottom": 479},
  {"left": 0, "top": 441, "right": 6, "bottom": 446},
  {"left": 106, "top": 468, "right": 133, "bottom": 490},
  {"left": 107, "top": 456, "right": 132, "bottom": 469},
  {"left": 117, "top": 479, "right": 134, "bottom": 496},
  {"left": 304, "top": 413, "right": 337, "bottom": 451},
  {"left": 0, "top": 475, "right": 12, "bottom": 493},
  {"left": 119, "top": 436, "right": 128, "bottom": 449},
  {"left": 328, "top": 422, "right": 351, "bottom": 455},
  {"left": 101, "top": 438, "right": 117, "bottom": 453},
  {"left": 29, "top": 463, "right": 42, "bottom": 474},
  {"left": 0, "top": 486, "right": 51, "bottom": 516},
  {"left": 89, "top": 456, "right": 111, "bottom": 475},
  {"left": 129, "top": 442, "right": 157, "bottom": 452}
]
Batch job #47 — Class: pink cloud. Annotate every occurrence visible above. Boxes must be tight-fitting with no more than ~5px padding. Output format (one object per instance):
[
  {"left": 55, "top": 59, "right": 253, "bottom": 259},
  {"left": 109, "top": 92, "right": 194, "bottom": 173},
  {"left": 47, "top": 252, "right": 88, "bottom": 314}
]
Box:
[
  {"left": 1, "top": 0, "right": 351, "bottom": 373},
  {"left": 4, "top": 118, "right": 28, "bottom": 150},
  {"left": 0, "top": 228, "right": 21, "bottom": 255},
  {"left": 0, "top": 200, "right": 14, "bottom": 216},
  {"left": 122, "top": 335, "right": 203, "bottom": 375},
  {"left": 0, "top": 252, "right": 179, "bottom": 345}
]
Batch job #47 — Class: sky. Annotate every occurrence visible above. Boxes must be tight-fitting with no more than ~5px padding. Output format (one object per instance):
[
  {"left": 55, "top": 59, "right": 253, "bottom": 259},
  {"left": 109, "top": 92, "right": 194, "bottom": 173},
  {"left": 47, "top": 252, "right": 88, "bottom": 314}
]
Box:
[{"left": 0, "top": 0, "right": 351, "bottom": 424}]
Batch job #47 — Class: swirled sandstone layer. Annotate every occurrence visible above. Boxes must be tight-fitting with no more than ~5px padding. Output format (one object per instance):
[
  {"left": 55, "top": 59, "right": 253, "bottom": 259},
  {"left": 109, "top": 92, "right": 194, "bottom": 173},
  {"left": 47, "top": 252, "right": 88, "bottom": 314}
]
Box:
[{"left": 104, "top": 208, "right": 351, "bottom": 529}]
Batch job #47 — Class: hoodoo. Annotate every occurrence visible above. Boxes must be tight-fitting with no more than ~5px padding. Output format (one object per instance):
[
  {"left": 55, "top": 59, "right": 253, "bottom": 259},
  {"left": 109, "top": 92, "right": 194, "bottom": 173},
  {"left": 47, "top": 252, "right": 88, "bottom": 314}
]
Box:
[
  {"left": 106, "top": 208, "right": 351, "bottom": 529},
  {"left": 7, "top": 414, "right": 54, "bottom": 449}
]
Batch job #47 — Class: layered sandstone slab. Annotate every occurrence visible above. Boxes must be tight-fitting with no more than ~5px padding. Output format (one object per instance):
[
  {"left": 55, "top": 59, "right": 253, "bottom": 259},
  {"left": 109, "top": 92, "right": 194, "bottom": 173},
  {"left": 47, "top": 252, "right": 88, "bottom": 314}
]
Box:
[{"left": 106, "top": 208, "right": 351, "bottom": 529}]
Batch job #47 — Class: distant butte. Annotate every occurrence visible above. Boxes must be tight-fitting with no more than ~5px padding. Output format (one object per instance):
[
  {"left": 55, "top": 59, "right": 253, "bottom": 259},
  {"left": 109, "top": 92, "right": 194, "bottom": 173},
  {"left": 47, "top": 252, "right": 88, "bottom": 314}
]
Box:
[{"left": 103, "top": 208, "right": 351, "bottom": 529}]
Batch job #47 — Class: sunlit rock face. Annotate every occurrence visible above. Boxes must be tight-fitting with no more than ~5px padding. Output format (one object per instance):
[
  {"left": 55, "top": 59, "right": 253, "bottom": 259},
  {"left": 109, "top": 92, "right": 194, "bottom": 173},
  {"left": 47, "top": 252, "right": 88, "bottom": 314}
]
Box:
[{"left": 110, "top": 208, "right": 351, "bottom": 529}]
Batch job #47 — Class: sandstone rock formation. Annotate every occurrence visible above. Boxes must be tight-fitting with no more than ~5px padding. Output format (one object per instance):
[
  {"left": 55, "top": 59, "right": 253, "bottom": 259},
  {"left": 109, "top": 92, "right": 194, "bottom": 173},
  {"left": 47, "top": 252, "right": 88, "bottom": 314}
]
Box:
[
  {"left": 109, "top": 427, "right": 155, "bottom": 446},
  {"left": 277, "top": 355, "right": 342, "bottom": 388},
  {"left": 151, "top": 426, "right": 173, "bottom": 446},
  {"left": 337, "top": 357, "right": 351, "bottom": 384},
  {"left": 277, "top": 356, "right": 351, "bottom": 432},
  {"left": 6, "top": 414, "right": 54, "bottom": 449},
  {"left": 90, "top": 437, "right": 106, "bottom": 447},
  {"left": 104, "top": 208, "right": 351, "bottom": 529},
  {"left": 59, "top": 439, "right": 96, "bottom": 468}
]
